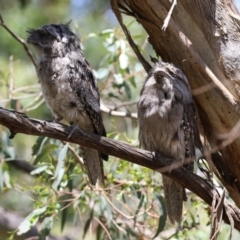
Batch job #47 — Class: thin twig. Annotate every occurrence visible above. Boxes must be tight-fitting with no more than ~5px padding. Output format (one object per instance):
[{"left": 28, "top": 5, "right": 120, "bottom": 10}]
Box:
[
  {"left": 113, "top": 100, "right": 138, "bottom": 109},
  {"left": 23, "top": 93, "right": 43, "bottom": 111},
  {"left": 0, "top": 14, "right": 37, "bottom": 69},
  {"left": 8, "top": 55, "right": 14, "bottom": 100},
  {"left": 11, "top": 93, "right": 40, "bottom": 100},
  {"left": 67, "top": 144, "right": 84, "bottom": 166},
  {"left": 94, "top": 217, "right": 113, "bottom": 240},
  {"left": 110, "top": 0, "right": 151, "bottom": 73},
  {"left": 162, "top": 0, "right": 177, "bottom": 31},
  {"left": 24, "top": 98, "right": 44, "bottom": 112},
  {"left": 12, "top": 84, "right": 40, "bottom": 93},
  {"left": 101, "top": 101, "right": 137, "bottom": 119}
]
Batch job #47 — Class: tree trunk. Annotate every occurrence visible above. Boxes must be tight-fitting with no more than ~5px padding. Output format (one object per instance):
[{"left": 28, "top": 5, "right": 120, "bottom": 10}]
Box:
[{"left": 112, "top": 0, "right": 240, "bottom": 208}]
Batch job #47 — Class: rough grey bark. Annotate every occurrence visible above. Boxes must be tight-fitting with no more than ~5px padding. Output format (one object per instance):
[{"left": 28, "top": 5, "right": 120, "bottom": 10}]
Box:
[{"left": 111, "top": 0, "right": 240, "bottom": 210}]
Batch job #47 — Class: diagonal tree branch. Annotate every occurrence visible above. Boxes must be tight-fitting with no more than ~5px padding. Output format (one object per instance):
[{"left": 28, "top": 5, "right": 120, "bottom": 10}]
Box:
[
  {"left": 0, "top": 107, "right": 240, "bottom": 230},
  {"left": 100, "top": 102, "right": 137, "bottom": 119},
  {"left": 0, "top": 14, "right": 37, "bottom": 69},
  {"left": 110, "top": 0, "right": 152, "bottom": 73}
]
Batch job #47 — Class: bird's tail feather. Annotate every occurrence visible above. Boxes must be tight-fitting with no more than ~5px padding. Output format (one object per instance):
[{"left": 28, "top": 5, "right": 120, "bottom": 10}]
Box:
[
  {"left": 81, "top": 146, "right": 104, "bottom": 185},
  {"left": 162, "top": 175, "right": 184, "bottom": 224}
]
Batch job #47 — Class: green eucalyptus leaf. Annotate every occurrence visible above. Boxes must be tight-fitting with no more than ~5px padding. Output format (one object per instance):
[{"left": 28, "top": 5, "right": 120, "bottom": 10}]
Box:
[
  {"left": 32, "top": 136, "right": 46, "bottom": 156},
  {"left": 113, "top": 73, "right": 124, "bottom": 84},
  {"left": 33, "top": 144, "right": 58, "bottom": 165},
  {"left": 1, "top": 132, "right": 15, "bottom": 159},
  {"left": 108, "top": 92, "right": 119, "bottom": 99},
  {"left": 95, "top": 68, "right": 109, "bottom": 79},
  {"left": 153, "top": 195, "right": 167, "bottom": 238},
  {"left": 129, "top": 76, "right": 136, "bottom": 88},
  {"left": 61, "top": 203, "right": 68, "bottom": 232},
  {"left": 87, "top": 33, "right": 97, "bottom": 38},
  {"left": 123, "top": 82, "right": 131, "bottom": 99},
  {"left": 100, "top": 29, "right": 114, "bottom": 37},
  {"left": 30, "top": 165, "right": 49, "bottom": 175},
  {"left": 119, "top": 39, "right": 126, "bottom": 52},
  {"left": 134, "top": 194, "right": 145, "bottom": 226},
  {"left": 55, "top": 144, "right": 68, "bottom": 178},
  {"left": 52, "top": 144, "right": 68, "bottom": 189},
  {"left": 126, "top": 226, "right": 138, "bottom": 237},
  {"left": 3, "top": 170, "right": 11, "bottom": 189},
  {"left": 40, "top": 216, "right": 53, "bottom": 240},
  {"left": 119, "top": 53, "right": 129, "bottom": 69},
  {"left": 42, "top": 216, "right": 53, "bottom": 231},
  {"left": 6, "top": 146, "right": 15, "bottom": 160},
  {"left": 0, "top": 164, "right": 3, "bottom": 191},
  {"left": 17, "top": 206, "right": 47, "bottom": 235},
  {"left": 83, "top": 210, "right": 94, "bottom": 238},
  {"left": 52, "top": 168, "right": 65, "bottom": 190},
  {"left": 96, "top": 224, "right": 103, "bottom": 240}
]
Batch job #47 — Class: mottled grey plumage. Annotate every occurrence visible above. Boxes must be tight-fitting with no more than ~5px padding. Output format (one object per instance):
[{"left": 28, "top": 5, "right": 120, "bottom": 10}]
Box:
[
  {"left": 27, "top": 23, "right": 108, "bottom": 185},
  {"left": 138, "top": 61, "right": 198, "bottom": 223}
]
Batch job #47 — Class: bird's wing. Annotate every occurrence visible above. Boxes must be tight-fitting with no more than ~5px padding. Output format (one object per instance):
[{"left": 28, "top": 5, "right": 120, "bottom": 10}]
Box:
[
  {"left": 183, "top": 103, "right": 197, "bottom": 162},
  {"left": 68, "top": 54, "right": 108, "bottom": 160},
  {"left": 68, "top": 54, "right": 103, "bottom": 133}
]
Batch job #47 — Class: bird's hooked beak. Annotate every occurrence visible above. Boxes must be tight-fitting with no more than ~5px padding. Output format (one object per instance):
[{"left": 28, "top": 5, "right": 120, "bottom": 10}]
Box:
[
  {"left": 154, "top": 69, "right": 173, "bottom": 84},
  {"left": 26, "top": 29, "right": 38, "bottom": 45}
]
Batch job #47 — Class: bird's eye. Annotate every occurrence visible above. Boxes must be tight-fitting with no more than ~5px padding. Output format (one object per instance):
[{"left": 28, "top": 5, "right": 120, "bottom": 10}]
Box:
[
  {"left": 168, "top": 69, "right": 174, "bottom": 76},
  {"left": 156, "top": 73, "right": 164, "bottom": 81},
  {"left": 168, "top": 68, "right": 178, "bottom": 78}
]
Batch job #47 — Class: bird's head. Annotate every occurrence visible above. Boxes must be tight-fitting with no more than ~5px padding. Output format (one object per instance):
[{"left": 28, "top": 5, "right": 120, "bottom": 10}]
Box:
[
  {"left": 152, "top": 62, "right": 175, "bottom": 90},
  {"left": 153, "top": 62, "right": 189, "bottom": 87},
  {"left": 152, "top": 61, "right": 192, "bottom": 102},
  {"left": 27, "top": 23, "right": 80, "bottom": 57}
]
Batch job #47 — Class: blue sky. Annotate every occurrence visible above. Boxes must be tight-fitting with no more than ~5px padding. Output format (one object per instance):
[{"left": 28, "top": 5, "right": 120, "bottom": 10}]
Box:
[{"left": 70, "top": 0, "right": 240, "bottom": 14}]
